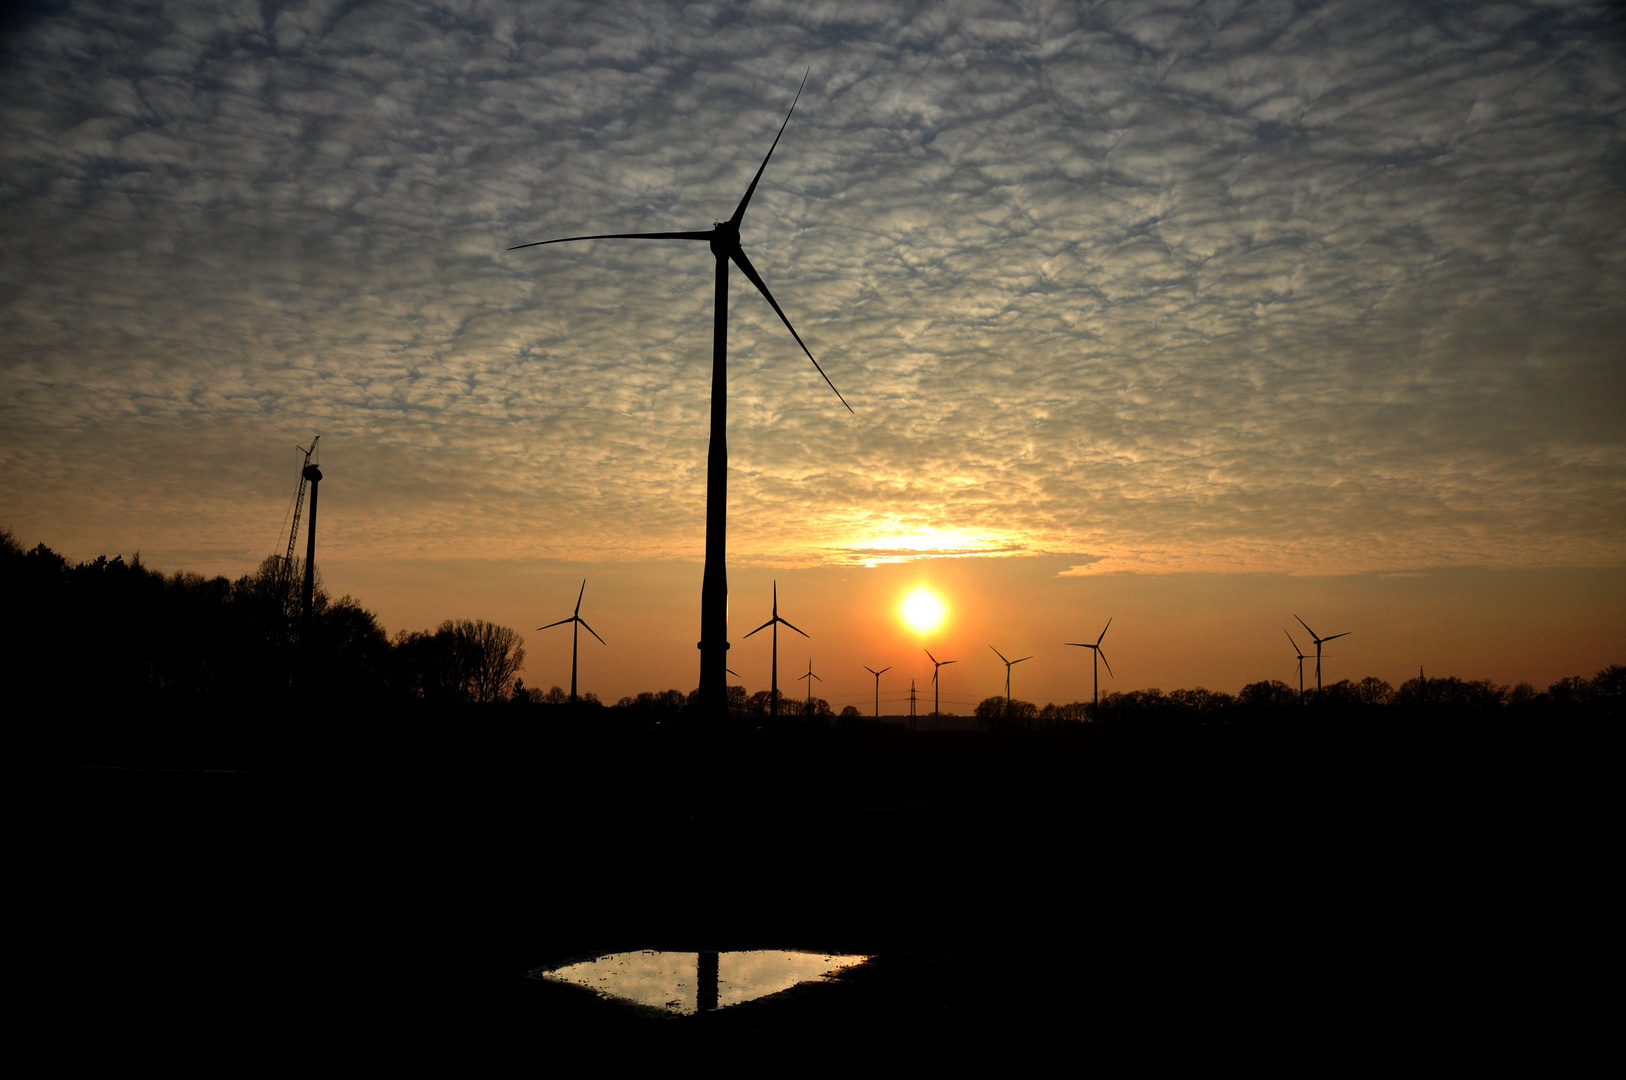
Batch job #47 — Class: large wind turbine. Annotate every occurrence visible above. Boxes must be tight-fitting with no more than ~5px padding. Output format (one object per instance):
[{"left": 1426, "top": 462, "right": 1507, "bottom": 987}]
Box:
[
  {"left": 538, "top": 580, "right": 605, "bottom": 704},
  {"left": 1285, "top": 630, "right": 1309, "bottom": 701},
  {"left": 1065, "top": 617, "right": 1114, "bottom": 707},
  {"left": 863, "top": 665, "right": 891, "bottom": 718},
  {"left": 925, "top": 649, "right": 956, "bottom": 716},
  {"left": 744, "top": 581, "right": 807, "bottom": 721},
  {"left": 510, "top": 74, "right": 850, "bottom": 720},
  {"left": 989, "top": 647, "right": 1032, "bottom": 726},
  {"left": 1293, "top": 615, "right": 1350, "bottom": 694}
]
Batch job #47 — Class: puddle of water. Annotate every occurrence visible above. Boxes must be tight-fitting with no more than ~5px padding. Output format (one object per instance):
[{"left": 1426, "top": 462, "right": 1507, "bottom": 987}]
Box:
[{"left": 530, "top": 949, "right": 869, "bottom": 1015}]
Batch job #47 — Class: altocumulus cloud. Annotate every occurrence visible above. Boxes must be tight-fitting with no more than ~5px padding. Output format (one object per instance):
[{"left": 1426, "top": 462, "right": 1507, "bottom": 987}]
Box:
[{"left": 1, "top": 0, "right": 1622, "bottom": 573}]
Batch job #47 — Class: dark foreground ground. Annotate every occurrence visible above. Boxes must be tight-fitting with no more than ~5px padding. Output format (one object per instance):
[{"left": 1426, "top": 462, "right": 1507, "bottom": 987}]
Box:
[{"left": 47, "top": 718, "right": 1609, "bottom": 1063}]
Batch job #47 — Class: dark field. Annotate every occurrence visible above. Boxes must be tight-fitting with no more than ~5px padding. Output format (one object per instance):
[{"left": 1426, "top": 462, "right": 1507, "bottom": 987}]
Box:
[{"left": 50, "top": 719, "right": 1605, "bottom": 1062}]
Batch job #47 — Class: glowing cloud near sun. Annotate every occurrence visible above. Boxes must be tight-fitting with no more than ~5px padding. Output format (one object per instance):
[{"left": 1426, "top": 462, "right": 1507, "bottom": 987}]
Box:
[
  {"left": 899, "top": 586, "right": 947, "bottom": 636},
  {"left": 839, "top": 529, "right": 1030, "bottom": 567}
]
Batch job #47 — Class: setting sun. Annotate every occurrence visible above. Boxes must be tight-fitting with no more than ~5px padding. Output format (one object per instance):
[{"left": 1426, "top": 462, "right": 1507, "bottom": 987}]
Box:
[{"left": 899, "top": 586, "right": 947, "bottom": 636}]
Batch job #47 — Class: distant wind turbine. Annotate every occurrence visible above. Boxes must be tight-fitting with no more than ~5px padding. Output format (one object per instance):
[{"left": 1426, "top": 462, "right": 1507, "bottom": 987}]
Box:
[
  {"left": 797, "top": 659, "right": 822, "bottom": 714},
  {"left": 510, "top": 73, "right": 850, "bottom": 720},
  {"left": 989, "top": 646, "right": 1032, "bottom": 726},
  {"left": 1065, "top": 617, "right": 1114, "bottom": 708},
  {"left": 744, "top": 581, "right": 807, "bottom": 722},
  {"left": 1285, "top": 630, "right": 1309, "bottom": 701},
  {"left": 1293, "top": 615, "right": 1350, "bottom": 694},
  {"left": 925, "top": 649, "right": 957, "bottom": 716},
  {"left": 538, "top": 580, "right": 605, "bottom": 704},
  {"left": 863, "top": 665, "right": 892, "bottom": 718}
]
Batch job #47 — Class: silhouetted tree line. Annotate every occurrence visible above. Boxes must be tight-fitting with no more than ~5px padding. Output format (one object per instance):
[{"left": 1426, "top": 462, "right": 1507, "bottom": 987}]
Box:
[
  {"left": 3, "top": 531, "right": 524, "bottom": 715},
  {"left": 973, "top": 669, "right": 1621, "bottom": 731},
  {"left": 506, "top": 683, "right": 835, "bottom": 728},
  {"left": 743, "top": 688, "right": 835, "bottom": 720},
  {"left": 12, "top": 528, "right": 1616, "bottom": 733},
  {"left": 3, "top": 528, "right": 825, "bottom": 734},
  {"left": 974, "top": 698, "right": 1092, "bottom": 729},
  {"left": 393, "top": 620, "right": 525, "bottom": 704}
]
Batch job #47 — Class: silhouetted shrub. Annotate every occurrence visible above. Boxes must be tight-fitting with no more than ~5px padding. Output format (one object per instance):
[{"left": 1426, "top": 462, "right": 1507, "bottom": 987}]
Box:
[
  {"left": 1039, "top": 701, "right": 1090, "bottom": 725},
  {"left": 391, "top": 619, "right": 525, "bottom": 703},
  {"left": 1239, "top": 679, "right": 1299, "bottom": 711},
  {"left": 611, "top": 689, "right": 688, "bottom": 727},
  {"left": 1392, "top": 675, "right": 1508, "bottom": 719},
  {"left": 748, "top": 689, "right": 805, "bottom": 717},
  {"left": 1354, "top": 677, "right": 1395, "bottom": 706},
  {"left": 974, "top": 696, "right": 1038, "bottom": 730}
]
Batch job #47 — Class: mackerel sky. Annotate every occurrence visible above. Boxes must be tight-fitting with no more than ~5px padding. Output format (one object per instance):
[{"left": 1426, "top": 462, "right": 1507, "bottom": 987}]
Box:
[{"left": 3, "top": 1, "right": 1622, "bottom": 699}]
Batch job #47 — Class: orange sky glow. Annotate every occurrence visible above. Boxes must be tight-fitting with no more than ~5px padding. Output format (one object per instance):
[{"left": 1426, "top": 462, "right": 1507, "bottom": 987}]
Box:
[{"left": 3, "top": 1, "right": 1623, "bottom": 710}]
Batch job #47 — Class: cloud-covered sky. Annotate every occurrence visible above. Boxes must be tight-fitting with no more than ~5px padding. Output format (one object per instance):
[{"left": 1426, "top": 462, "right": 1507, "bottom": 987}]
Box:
[{"left": 3, "top": 0, "right": 1623, "bottom": 696}]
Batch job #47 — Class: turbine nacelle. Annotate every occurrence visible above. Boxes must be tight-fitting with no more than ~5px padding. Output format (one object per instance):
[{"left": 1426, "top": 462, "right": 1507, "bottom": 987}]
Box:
[{"left": 708, "top": 227, "right": 738, "bottom": 259}]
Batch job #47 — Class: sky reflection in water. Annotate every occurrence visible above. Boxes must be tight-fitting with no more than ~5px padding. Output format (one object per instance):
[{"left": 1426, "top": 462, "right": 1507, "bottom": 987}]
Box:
[{"left": 531, "top": 950, "right": 868, "bottom": 1015}]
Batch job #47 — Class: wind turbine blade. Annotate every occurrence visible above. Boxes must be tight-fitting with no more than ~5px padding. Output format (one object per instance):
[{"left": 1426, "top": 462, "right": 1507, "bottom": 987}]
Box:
[
  {"left": 508, "top": 230, "right": 715, "bottom": 251},
  {"left": 925, "top": 649, "right": 938, "bottom": 664},
  {"left": 730, "top": 246, "right": 853, "bottom": 412},
  {"left": 879, "top": 666, "right": 892, "bottom": 675},
  {"left": 1294, "top": 614, "right": 1317, "bottom": 639},
  {"left": 1098, "top": 649, "right": 1114, "bottom": 678},
  {"left": 744, "top": 618, "right": 775, "bottom": 638},
  {"left": 1097, "top": 616, "right": 1112, "bottom": 646},
  {"left": 942, "top": 660, "right": 956, "bottom": 667},
  {"left": 537, "top": 616, "right": 571, "bottom": 631},
  {"left": 578, "top": 618, "right": 606, "bottom": 646},
  {"left": 864, "top": 666, "right": 879, "bottom": 676},
  {"left": 728, "top": 69, "right": 808, "bottom": 228},
  {"left": 1324, "top": 632, "right": 1351, "bottom": 642},
  {"left": 574, "top": 579, "right": 586, "bottom": 614},
  {"left": 990, "top": 646, "right": 1009, "bottom": 663},
  {"left": 780, "top": 617, "right": 810, "bottom": 638},
  {"left": 1286, "top": 630, "right": 1302, "bottom": 654},
  {"left": 1014, "top": 656, "right": 1032, "bottom": 665},
  {"left": 1065, "top": 642, "right": 1089, "bottom": 648},
  {"left": 811, "top": 672, "right": 822, "bottom": 682}
]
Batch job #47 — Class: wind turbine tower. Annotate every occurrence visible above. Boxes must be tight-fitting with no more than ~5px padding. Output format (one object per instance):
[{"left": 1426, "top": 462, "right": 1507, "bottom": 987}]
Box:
[
  {"left": 926, "top": 649, "right": 956, "bottom": 716},
  {"left": 1065, "top": 618, "right": 1114, "bottom": 709},
  {"left": 1293, "top": 615, "right": 1350, "bottom": 694},
  {"left": 299, "top": 458, "right": 323, "bottom": 645},
  {"left": 511, "top": 74, "right": 850, "bottom": 720},
  {"left": 744, "top": 581, "right": 807, "bottom": 722},
  {"left": 539, "top": 580, "right": 605, "bottom": 704},
  {"left": 864, "top": 665, "right": 891, "bottom": 718}
]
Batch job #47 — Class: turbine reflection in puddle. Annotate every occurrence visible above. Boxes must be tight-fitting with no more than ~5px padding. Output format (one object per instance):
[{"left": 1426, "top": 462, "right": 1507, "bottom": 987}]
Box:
[{"left": 530, "top": 949, "right": 868, "bottom": 1015}]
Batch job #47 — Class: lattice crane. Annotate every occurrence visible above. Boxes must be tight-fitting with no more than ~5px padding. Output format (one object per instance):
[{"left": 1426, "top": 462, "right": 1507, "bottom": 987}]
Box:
[{"left": 281, "top": 436, "right": 320, "bottom": 579}]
